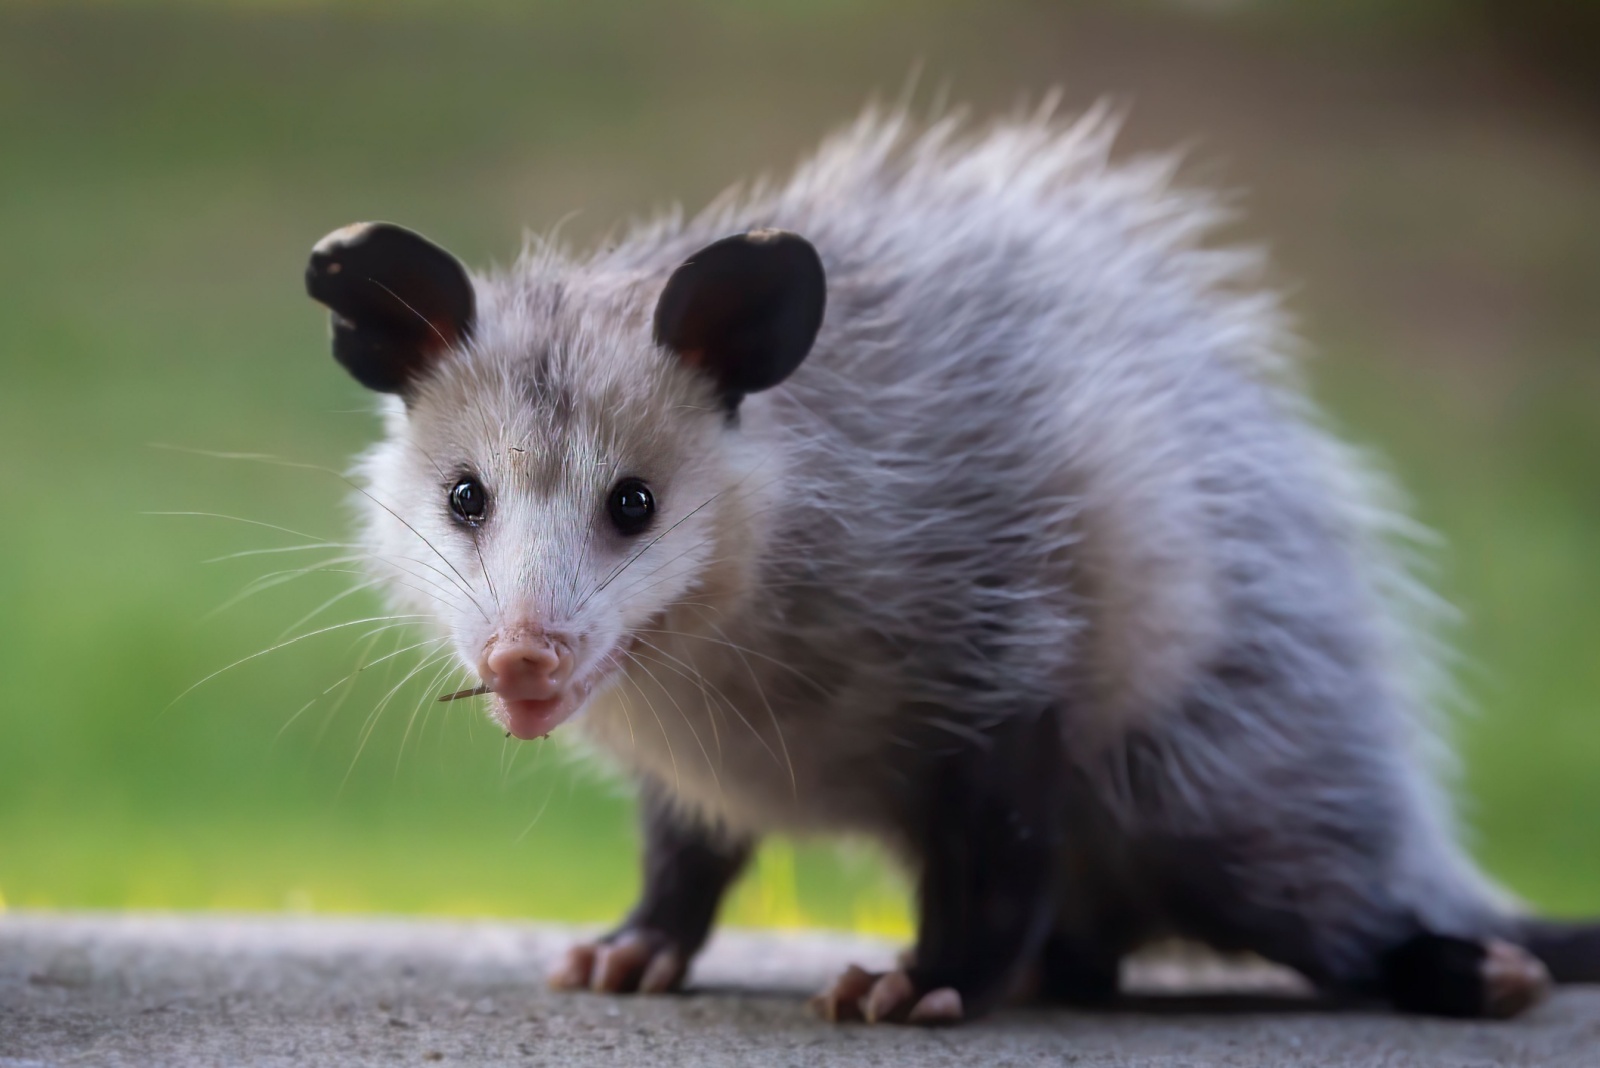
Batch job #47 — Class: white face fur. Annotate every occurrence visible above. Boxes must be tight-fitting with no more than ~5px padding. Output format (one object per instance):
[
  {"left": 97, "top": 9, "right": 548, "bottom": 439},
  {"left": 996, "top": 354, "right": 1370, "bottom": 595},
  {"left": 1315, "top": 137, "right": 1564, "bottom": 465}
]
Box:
[
  {"left": 353, "top": 323, "right": 759, "bottom": 740},
  {"left": 308, "top": 223, "right": 824, "bottom": 743}
]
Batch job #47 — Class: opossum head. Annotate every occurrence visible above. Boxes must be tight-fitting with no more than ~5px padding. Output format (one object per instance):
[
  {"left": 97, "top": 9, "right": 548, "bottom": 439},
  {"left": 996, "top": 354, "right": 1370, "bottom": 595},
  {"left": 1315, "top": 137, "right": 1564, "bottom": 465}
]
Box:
[{"left": 306, "top": 222, "right": 825, "bottom": 740}]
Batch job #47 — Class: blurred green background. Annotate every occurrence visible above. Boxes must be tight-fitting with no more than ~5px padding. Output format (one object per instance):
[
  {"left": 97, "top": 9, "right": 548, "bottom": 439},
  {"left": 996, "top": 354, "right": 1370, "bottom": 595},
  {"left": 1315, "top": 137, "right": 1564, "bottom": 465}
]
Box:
[{"left": 1, "top": 0, "right": 1596, "bottom": 933}]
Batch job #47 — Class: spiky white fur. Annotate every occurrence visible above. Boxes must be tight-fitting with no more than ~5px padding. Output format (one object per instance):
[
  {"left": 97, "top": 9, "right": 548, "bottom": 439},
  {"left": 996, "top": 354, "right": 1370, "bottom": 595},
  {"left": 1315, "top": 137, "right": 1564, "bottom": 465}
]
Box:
[{"left": 354, "top": 105, "right": 1511, "bottom": 986}]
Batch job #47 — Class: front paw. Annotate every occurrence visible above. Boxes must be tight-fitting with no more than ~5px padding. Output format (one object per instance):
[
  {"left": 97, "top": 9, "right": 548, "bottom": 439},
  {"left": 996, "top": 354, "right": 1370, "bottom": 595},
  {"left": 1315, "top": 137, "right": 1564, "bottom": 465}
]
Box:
[
  {"left": 548, "top": 927, "right": 690, "bottom": 994},
  {"left": 809, "top": 964, "right": 965, "bottom": 1025}
]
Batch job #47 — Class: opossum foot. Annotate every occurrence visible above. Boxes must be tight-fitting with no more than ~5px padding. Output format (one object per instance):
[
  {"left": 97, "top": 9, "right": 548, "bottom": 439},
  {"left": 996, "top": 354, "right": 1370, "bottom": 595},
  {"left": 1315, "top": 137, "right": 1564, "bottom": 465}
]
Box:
[
  {"left": 808, "top": 963, "right": 875, "bottom": 1021},
  {"left": 809, "top": 965, "right": 964, "bottom": 1026},
  {"left": 1384, "top": 933, "right": 1551, "bottom": 1018},
  {"left": 548, "top": 928, "right": 688, "bottom": 994},
  {"left": 1481, "top": 940, "right": 1551, "bottom": 1019}
]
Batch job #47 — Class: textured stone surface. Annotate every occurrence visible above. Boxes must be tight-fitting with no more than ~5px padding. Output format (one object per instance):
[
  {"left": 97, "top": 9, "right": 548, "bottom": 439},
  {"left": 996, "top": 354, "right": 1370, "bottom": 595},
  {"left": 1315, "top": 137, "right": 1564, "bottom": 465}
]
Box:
[{"left": 3, "top": 914, "right": 1597, "bottom": 1066}]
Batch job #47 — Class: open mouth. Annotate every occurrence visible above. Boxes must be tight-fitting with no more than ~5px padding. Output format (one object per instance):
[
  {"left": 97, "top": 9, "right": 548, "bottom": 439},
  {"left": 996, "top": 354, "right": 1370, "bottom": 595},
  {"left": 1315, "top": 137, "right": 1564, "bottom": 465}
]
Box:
[
  {"left": 444, "top": 642, "right": 633, "bottom": 741},
  {"left": 496, "top": 692, "right": 581, "bottom": 740},
  {"left": 440, "top": 676, "right": 593, "bottom": 740},
  {"left": 491, "top": 663, "right": 616, "bottom": 740}
]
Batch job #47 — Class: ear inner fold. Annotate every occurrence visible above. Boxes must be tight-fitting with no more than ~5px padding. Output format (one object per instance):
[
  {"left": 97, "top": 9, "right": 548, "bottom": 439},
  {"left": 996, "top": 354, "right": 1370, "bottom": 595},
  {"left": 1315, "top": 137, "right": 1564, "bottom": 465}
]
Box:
[
  {"left": 305, "top": 222, "right": 476, "bottom": 395},
  {"left": 652, "top": 229, "right": 826, "bottom": 406}
]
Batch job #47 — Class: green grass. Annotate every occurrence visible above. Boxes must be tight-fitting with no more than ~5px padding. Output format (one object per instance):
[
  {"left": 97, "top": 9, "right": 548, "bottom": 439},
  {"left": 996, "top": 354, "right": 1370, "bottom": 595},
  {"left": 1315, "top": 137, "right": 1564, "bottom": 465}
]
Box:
[{"left": 1, "top": 1, "right": 1596, "bottom": 930}]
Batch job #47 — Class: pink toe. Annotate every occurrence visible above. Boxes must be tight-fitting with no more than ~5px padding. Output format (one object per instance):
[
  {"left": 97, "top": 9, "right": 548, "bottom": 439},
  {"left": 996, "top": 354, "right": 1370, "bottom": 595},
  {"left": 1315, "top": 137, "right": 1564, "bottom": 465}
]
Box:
[
  {"left": 593, "top": 937, "right": 648, "bottom": 992},
  {"left": 908, "top": 987, "right": 964, "bottom": 1024},
  {"left": 810, "top": 964, "right": 876, "bottom": 1022},
  {"left": 640, "top": 949, "right": 686, "bottom": 994},
  {"left": 548, "top": 943, "right": 597, "bottom": 990},
  {"left": 864, "top": 969, "right": 915, "bottom": 1023}
]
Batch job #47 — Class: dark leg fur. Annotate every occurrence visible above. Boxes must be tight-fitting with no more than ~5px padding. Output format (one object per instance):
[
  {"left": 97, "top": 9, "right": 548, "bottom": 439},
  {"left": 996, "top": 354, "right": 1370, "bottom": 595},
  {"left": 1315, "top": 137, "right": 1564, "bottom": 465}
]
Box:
[
  {"left": 1145, "top": 839, "right": 1555, "bottom": 1019},
  {"left": 1147, "top": 847, "right": 1554, "bottom": 1019},
  {"left": 814, "top": 706, "right": 1063, "bottom": 1024},
  {"left": 1143, "top": 833, "right": 1555, "bottom": 1019},
  {"left": 1383, "top": 934, "right": 1550, "bottom": 1019},
  {"left": 1036, "top": 930, "right": 1122, "bottom": 1005},
  {"left": 1121, "top": 793, "right": 1556, "bottom": 1019},
  {"left": 1519, "top": 919, "right": 1600, "bottom": 983},
  {"left": 550, "top": 783, "right": 752, "bottom": 994}
]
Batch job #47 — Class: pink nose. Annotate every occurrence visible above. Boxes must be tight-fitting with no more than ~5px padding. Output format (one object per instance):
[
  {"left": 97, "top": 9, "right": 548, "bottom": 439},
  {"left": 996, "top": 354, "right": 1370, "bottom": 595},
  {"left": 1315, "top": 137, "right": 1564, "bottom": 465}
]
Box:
[{"left": 480, "top": 632, "right": 573, "bottom": 702}]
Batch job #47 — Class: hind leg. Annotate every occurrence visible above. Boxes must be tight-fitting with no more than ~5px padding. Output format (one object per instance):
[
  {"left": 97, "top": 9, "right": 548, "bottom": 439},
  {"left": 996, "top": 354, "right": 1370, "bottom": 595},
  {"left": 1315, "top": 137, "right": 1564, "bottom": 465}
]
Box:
[
  {"left": 1147, "top": 831, "right": 1550, "bottom": 1019},
  {"left": 1121, "top": 650, "right": 1558, "bottom": 1018}
]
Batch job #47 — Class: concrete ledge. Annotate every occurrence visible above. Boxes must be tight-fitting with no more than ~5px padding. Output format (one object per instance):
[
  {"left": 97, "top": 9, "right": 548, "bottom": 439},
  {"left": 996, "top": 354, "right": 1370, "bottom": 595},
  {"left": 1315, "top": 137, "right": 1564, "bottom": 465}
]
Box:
[{"left": 2, "top": 914, "right": 1596, "bottom": 1066}]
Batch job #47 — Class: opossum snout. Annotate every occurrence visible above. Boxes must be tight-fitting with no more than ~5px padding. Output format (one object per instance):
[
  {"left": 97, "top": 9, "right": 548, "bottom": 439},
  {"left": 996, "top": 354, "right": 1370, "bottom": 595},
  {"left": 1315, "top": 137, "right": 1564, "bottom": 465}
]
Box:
[{"left": 479, "top": 630, "right": 574, "bottom": 702}]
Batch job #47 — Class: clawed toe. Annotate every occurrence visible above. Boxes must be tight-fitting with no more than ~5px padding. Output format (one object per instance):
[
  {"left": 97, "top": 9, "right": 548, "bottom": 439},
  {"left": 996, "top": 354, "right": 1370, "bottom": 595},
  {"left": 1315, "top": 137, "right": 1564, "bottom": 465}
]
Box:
[
  {"left": 908, "top": 986, "right": 964, "bottom": 1023},
  {"left": 862, "top": 969, "right": 916, "bottom": 1022},
  {"left": 808, "top": 963, "right": 876, "bottom": 1021},
  {"left": 811, "top": 965, "right": 965, "bottom": 1026},
  {"left": 1481, "top": 940, "right": 1550, "bottom": 1019},
  {"left": 548, "top": 942, "right": 599, "bottom": 991},
  {"left": 548, "top": 929, "right": 688, "bottom": 994}
]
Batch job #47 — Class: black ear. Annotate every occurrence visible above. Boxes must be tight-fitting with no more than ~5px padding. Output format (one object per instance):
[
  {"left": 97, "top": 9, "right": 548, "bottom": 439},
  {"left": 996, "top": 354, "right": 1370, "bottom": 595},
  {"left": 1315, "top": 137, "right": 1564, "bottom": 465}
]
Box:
[
  {"left": 652, "top": 229, "right": 826, "bottom": 408},
  {"left": 305, "top": 222, "right": 476, "bottom": 395}
]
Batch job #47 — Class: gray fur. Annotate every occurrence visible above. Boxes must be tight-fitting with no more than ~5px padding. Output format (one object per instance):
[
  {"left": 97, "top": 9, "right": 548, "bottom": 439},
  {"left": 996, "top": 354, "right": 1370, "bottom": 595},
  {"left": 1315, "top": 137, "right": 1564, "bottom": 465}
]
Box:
[{"left": 352, "top": 105, "right": 1516, "bottom": 990}]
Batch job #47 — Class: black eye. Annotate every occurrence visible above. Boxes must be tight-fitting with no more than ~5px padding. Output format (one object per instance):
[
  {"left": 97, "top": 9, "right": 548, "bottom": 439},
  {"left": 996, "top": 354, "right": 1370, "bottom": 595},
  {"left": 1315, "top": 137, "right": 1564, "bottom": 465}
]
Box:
[
  {"left": 607, "top": 478, "right": 655, "bottom": 536},
  {"left": 449, "top": 477, "right": 487, "bottom": 525}
]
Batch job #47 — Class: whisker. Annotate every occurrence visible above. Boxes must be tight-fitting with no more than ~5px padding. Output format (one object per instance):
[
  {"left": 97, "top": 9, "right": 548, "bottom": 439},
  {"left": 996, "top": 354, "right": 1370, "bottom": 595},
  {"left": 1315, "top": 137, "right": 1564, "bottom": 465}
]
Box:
[
  {"left": 627, "top": 669, "right": 681, "bottom": 793},
  {"left": 228, "top": 547, "right": 480, "bottom": 620},
  {"left": 702, "top": 615, "right": 797, "bottom": 797},
  {"left": 275, "top": 634, "right": 446, "bottom": 746},
  {"left": 629, "top": 635, "right": 732, "bottom": 760},
  {"left": 575, "top": 489, "right": 726, "bottom": 613},
  {"left": 473, "top": 536, "right": 502, "bottom": 615},
  {"left": 165, "top": 614, "right": 430, "bottom": 713},
  {"left": 625, "top": 648, "right": 720, "bottom": 798},
  {"left": 632, "top": 633, "right": 786, "bottom": 776},
  {"left": 273, "top": 579, "right": 383, "bottom": 644},
  {"left": 512, "top": 756, "right": 558, "bottom": 844},
  {"left": 410, "top": 439, "right": 503, "bottom": 620},
  {"left": 143, "top": 509, "right": 330, "bottom": 545},
  {"left": 398, "top": 653, "right": 468, "bottom": 773},
  {"left": 366, "top": 277, "right": 455, "bottom": 352},
  {"left": 200, "top": 554, "right": 361, "bottom": 620},
  {"left": 357, "top": 487, "right": 492, "bottom": 623},
  {"left": 149, "top": 446, "right": 492, "bottom": 623},
  {"left": 312, "top": 617, "right": 413, "bottom": 750},
  {"left": 213, "top": 559, "right": 474, "bottom": 625},
  {"left": 203, "top": 543, "right": 351, "bottom": 564},
  {"left": 275, "top": 627, "right": 391, "bottom": 747},
  {"left": 588, "top": 484, "right": 804, "bottom": 613},
  {"left": 614, "top": 681, "right": 639, "bottom": 749},
  {"left": 365, "top": 635, "right": 449, "bottom": 672},
  {"left": 341, "top": 647, "right": 456, "bottom": 793},
  {"left": 634, "top": 625, "right": 831, "bottom": 698}
]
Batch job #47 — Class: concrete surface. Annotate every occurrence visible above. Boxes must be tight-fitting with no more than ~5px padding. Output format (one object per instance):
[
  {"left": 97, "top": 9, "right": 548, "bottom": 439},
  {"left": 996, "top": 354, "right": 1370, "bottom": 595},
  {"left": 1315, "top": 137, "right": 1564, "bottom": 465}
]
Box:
[{"left": 2, "top": 914, "right": 1597, "bottom": 1067}]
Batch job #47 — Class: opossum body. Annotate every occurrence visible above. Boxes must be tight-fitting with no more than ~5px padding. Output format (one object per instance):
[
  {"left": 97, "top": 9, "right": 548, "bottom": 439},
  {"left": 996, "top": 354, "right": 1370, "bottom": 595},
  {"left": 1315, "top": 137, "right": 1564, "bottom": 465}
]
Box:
[{"left": 305, "top": 108, "right": 1596, "bottom": 1023}]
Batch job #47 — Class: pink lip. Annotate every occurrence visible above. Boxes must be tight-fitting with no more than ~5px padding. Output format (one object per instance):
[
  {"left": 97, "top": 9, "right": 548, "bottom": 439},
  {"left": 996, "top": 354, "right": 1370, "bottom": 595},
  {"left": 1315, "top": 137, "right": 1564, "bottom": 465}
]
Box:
[{"left": 496, "top": 694, "right": 576, "bottom": 740}]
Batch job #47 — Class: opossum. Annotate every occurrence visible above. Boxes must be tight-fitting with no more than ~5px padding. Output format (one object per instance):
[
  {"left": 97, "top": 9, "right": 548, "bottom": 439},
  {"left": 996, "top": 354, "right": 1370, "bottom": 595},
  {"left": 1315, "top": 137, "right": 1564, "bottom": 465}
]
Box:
[{"left": 302, "top": 107, "right": 1599, "bottom": 1024}]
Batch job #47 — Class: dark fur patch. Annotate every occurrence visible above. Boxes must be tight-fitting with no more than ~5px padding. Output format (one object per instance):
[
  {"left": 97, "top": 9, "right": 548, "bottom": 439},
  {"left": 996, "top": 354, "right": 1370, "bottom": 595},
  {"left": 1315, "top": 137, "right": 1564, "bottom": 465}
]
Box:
[
  {"left": 653, "top": 230, "right": 826, "bottom": 409},
  {"left": 1520, "top": 919, "right": 1600, "bottom": 983},
  {"left": 903, "top": 705, "right": 1064, "bottom": 1016},
  {"left": 306, "top": 222, "right": 475, "bottom": 395},
  {"left": 1036, "top": 931, "right": 1122, "bottom": 1005},
  {"left": 620, "top": 783, "right": 752, "bottom": 958},
  {"left": 1382, "top": 934, "right": 1548, "bottom": 1019}
]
